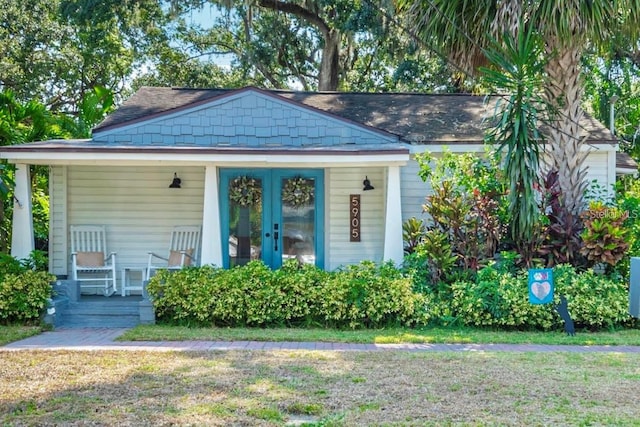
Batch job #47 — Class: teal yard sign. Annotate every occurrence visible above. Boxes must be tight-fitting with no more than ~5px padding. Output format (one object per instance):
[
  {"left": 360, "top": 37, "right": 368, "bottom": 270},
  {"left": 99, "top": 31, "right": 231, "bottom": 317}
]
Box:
[{"left": 528, "top": 269, "right": 554, "bottom": 304}]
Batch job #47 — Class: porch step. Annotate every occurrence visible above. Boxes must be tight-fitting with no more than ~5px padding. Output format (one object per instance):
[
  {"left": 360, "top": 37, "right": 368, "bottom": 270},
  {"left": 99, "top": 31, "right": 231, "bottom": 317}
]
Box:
[{"left": 58, "top": 298, "right": 142, "bottom": 328}]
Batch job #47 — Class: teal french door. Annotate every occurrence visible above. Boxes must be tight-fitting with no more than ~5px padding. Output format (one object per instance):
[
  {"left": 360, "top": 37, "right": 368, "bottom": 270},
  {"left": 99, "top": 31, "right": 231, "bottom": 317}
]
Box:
[{"left": 220, "top": 169, "right": 324, "bottom": 269}]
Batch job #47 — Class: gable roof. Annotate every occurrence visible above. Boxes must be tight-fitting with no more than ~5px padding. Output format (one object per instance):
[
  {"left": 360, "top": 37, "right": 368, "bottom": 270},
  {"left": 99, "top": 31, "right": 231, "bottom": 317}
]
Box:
[
  {"left": 617, "top": 152, "right": 638, "bottom": 175},
  {"left": 94, "top": 86, "right": 617, "bottom": 145}
]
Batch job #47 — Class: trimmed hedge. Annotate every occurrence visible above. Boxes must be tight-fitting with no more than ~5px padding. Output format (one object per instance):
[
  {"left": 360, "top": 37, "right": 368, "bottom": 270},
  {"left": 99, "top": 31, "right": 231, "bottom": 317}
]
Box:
[
  {"left": 0, "top": 270, "right": 55, "bottom": 323},
  {"left": 449, "top": 264, "right": 630, "bottom": 330},
  {"left": 147, "top": 260, "right": 428, "bottom": 328},
  {"left": 147, "top": 260, "right": 630, "bottom": 331}
]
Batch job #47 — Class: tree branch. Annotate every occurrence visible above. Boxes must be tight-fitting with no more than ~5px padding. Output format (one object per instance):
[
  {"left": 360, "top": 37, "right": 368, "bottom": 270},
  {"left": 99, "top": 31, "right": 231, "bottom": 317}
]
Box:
[{"left": 256, "top": 0, "right": 330, "bottom": 37}]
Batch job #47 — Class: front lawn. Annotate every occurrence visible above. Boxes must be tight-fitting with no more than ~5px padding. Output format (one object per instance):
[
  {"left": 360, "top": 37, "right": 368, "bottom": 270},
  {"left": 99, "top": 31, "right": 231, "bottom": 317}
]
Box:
[
  {"left": 1, "top": 350, "right": 639, "bottom": 425},
  {"left": 118, "top": 324, "right": 640, "bottom": 346}
]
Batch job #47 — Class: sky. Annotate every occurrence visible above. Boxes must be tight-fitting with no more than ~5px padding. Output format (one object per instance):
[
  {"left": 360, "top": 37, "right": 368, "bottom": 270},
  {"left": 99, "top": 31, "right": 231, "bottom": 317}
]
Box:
[{"left": 181, "top": 3, "right": 233, "bottom": 68}]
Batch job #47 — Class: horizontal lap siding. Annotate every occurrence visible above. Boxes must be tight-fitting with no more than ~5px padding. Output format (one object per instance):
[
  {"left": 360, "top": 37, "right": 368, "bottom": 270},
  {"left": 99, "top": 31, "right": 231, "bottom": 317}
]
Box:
[
  {"left": 400, "top": 158, "right": 431, "bottom": 223},
  {"left": 66, "top": 166, "right": 205, "bottom": 280},
  {"left": 326, "top": 167, "right": 384, "bottom": 270},
  {"left": 583, "top": 151, "right": 612, "bottom": 197}
]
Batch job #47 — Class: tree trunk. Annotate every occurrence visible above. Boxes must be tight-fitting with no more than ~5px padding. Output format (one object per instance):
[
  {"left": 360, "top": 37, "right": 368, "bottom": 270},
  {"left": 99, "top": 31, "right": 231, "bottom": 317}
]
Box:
[
  {"left": 543, "top": 43, "right": 589, "bottom": 215},
  {"left": 490, "top": 0, "right": 522, "bottom": 40},
  {"left": 318, "top": 29, "right": 340, "bottom": 91}
]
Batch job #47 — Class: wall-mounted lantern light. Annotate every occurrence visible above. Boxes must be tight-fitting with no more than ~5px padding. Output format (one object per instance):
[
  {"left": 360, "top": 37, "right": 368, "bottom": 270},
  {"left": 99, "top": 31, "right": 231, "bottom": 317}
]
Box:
[
  {"left": 362, "top": 176, "right": 374, "bottom": 191},
  {"left": 169, "top": 173, "right": 182, "bottom": 189}
]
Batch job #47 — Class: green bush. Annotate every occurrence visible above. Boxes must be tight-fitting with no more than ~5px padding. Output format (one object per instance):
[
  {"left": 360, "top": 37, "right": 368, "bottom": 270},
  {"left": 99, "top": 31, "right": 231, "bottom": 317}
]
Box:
[
  {"left": 447, "top": 263, "right": 629, "bottom": 330},
  {"left": 0, "top": 253, "right": 25, "bottom": 281},
  {"left": 147, "top": 257, "right": 630, "bottom": 331},
  {"left": 0, "top": 270, "right": 55, "bottom": 323},
  {"left": 553, "top": 265, "right": 629, "bottom": 329},
  {"left": 450, "top": 267, "right": 555, "bottom": 329},
  {"left": 146, "top": 265, "right": 224, "bottom": 325},
  {"left": 318, "top": 261, "right": 428, "bottom": 328},
  {"left": 147, "top": 260, "right": 326, "bottom": 327},
  {"left": 147, "top": 260, "right": 428, "bottom": 328}
]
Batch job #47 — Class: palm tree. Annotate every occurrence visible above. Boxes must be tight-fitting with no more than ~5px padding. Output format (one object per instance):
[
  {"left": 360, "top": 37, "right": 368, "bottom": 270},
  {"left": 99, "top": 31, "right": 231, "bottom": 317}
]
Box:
[
  {"left": 0, "top": 90, "right": 53, "bottom": 252},
  {"left": 397, "top": 0, "right": 640, "bottom": 214}
]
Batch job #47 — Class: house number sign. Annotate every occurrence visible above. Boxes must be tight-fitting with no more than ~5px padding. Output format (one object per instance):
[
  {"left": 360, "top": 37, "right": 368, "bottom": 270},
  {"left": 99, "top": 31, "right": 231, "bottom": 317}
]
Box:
[{"left": 350, "top": 194, "right": 361, "bottom": 242}]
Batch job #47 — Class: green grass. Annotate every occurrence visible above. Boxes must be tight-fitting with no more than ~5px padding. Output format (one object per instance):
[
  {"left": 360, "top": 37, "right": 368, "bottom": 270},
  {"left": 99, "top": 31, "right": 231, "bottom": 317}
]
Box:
[
  {"left": 117, "top": 324, "right": 640, "bottom": 346},
  {"left": 0, "top": 325, "right": 44, "bottom": 345},
  {"left": 3, "top": 350, "right": 640, "bottom": 425}
]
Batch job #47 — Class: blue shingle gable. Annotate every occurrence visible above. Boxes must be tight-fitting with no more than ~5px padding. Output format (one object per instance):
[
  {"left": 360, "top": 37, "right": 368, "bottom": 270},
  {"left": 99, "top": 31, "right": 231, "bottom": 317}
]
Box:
[{"left": 93, "top": 89, "right": 398, "bottom": 147}]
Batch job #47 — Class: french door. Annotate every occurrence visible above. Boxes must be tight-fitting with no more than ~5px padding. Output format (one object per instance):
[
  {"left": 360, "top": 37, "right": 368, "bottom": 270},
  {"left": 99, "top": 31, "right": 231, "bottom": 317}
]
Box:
[{"left": 220, "top": 169, "right": 324, "bottom": 269}]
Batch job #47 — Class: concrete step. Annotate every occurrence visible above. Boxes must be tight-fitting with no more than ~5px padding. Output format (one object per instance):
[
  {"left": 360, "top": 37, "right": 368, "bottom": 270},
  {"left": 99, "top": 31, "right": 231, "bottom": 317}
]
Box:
[
  {"left": 65, "top": 303, "right": 139, "bottom": 316},
  {"left": 57, "top": 298, "right": 143, "bottom": 328}
]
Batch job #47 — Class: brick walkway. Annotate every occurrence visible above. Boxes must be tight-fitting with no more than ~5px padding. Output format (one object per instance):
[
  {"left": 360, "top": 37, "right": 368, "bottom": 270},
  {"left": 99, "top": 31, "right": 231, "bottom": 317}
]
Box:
[{"left": 4, "top": 328, "right": 640, "bottom": 353}]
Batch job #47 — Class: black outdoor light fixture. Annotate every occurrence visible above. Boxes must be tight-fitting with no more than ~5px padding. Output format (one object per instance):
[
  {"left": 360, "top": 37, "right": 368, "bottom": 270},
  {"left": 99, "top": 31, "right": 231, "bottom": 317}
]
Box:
[
  {"left": 169, "top": 173, "right": 182, "bottom": 188},
  {"left": 362, "top": 176, "right": 374, "bottom": 191}
]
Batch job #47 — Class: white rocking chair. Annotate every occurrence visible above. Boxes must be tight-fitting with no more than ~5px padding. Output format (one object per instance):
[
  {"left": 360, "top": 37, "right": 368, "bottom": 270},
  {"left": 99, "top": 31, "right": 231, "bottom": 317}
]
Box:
[
  {"left": 70, "top": 225, "right": 117, "bottom": 296},
  {"left": 146, "top": 225, "right": 201, "bottom": 281}
]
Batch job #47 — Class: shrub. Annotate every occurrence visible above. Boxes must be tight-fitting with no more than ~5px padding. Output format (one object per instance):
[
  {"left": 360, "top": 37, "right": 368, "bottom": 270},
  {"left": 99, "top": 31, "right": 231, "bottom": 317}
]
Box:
[
  {"left": 147, "top": 260, "right": 428, "bottom": 328},
  {"left": 318, "top": 261, "right": 428, "bottom": 328},
  {"left": 271, "top": 261, "right": 328, "bottom": 326},
  {"left": 448, "top": 263, "right": 629, "bottom": 330},
  {"left": 553, "top": 265, "right": 630, "bottom": 329},
  {"left": 401, "top": 251, "right": 430, "bottom": 293},
  {"left": 0, "top": 253, "right": 25, "bottom": 281},
  {"left": 0, "top": 270, "right": 54, "bottom": 323},
  {"left": 450, "top": 265, "right": 554, "bottom": 329}
]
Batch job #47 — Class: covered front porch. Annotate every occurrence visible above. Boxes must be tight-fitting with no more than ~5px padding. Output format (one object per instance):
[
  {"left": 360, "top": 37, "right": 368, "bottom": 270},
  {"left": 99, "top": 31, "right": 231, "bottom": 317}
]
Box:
[{"left": 7, "top": 147, "right": 408, "bottom": 293}]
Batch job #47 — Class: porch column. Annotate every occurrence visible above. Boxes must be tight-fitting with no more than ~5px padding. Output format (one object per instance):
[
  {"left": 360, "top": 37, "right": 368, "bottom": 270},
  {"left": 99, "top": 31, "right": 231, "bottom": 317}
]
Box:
[
  {"left": 201, "top": 165, "right": 223, "bottom": 266},
  {"left": 383, "top": 165, "right": 403, "bottom": 265},
  {"left": 11, "top": 163, "right": 35, "bottom": 259}
]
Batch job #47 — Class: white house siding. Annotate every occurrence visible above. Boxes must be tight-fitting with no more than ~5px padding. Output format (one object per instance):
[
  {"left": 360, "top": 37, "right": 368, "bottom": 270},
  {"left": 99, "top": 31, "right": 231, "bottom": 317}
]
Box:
[
  {"left": 326, "top": 167, "right": 385, "bottom": 270},
  {"left": 583, "top": 151, "right": 614, "bottom": 197},
  {"left": 63, "top": 165, "right": 205, "bottom": 284},
  {"left": 94, "top": 92, "right": 394, "bottom": 147},
  {"left": 400, "top": 157, "right": 432, "bottom": 223},
  {"left": 49, "top": 166, "right": 67, "bottom": 275}
]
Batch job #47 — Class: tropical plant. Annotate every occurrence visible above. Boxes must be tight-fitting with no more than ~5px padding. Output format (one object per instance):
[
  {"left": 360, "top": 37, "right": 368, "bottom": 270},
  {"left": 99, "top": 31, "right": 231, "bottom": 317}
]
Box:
[
  {"left": 56, "top": 86, "right": 115, "bottom": 138},
  {"left": 398, "top": 0, "right": 640, "bottom": 215},
  {"left": 482, "top": 24, "right": 546, "bottom": 245},
  {"left": 537, "top": 170, "right": 584, "bottom": 267},
  {"left": 402, "top": 217, "right": 425, "bottom": 254},
  {"left": 580, "top": 201, "right": 630, "bottom": 267},
  {"left": 417, "top": 150, "right": 506, "bottom": 273},
  {"left": 0, "top": 91, "right": 57, "bottom": 253},
  {"left": 0, "top": 164, "right": 11, "bottom": 199},
  {"left": 414, "top": 229, "right": 457, "bottom": 286}
]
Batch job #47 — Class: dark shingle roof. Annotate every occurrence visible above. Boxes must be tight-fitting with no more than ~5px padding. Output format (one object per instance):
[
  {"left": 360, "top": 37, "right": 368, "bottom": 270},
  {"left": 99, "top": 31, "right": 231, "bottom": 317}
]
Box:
[
  {"left": 94, "top": 86, "right": 616, "bottom": 144},
  {"left": 617, "top": 152, "right": 638, "bottom": 172}
]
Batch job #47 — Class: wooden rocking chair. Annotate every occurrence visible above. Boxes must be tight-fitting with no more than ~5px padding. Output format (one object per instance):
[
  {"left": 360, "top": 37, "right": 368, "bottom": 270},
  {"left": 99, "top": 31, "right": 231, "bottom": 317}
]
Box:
[
  {"left": 70, "top": 225, "right": 117, "bottom": 296},
  {"left": 146, "top": 225, "right": 201, "bottom": 281}
]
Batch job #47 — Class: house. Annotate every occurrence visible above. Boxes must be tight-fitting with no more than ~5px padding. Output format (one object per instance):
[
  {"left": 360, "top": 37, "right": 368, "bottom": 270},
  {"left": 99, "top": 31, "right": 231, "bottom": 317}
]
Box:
[{"left": 0, "top": 86, "right": 623, "bottom": 294}]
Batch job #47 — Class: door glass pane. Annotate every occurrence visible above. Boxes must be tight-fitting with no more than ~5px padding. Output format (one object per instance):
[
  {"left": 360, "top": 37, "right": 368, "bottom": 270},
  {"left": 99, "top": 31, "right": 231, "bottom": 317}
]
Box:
[
  {"left": 228, "top": 176, "right": 262, "bottom": 267},
  {"left": 281, "top": 177, "right": 315, "bottom": 265}
]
